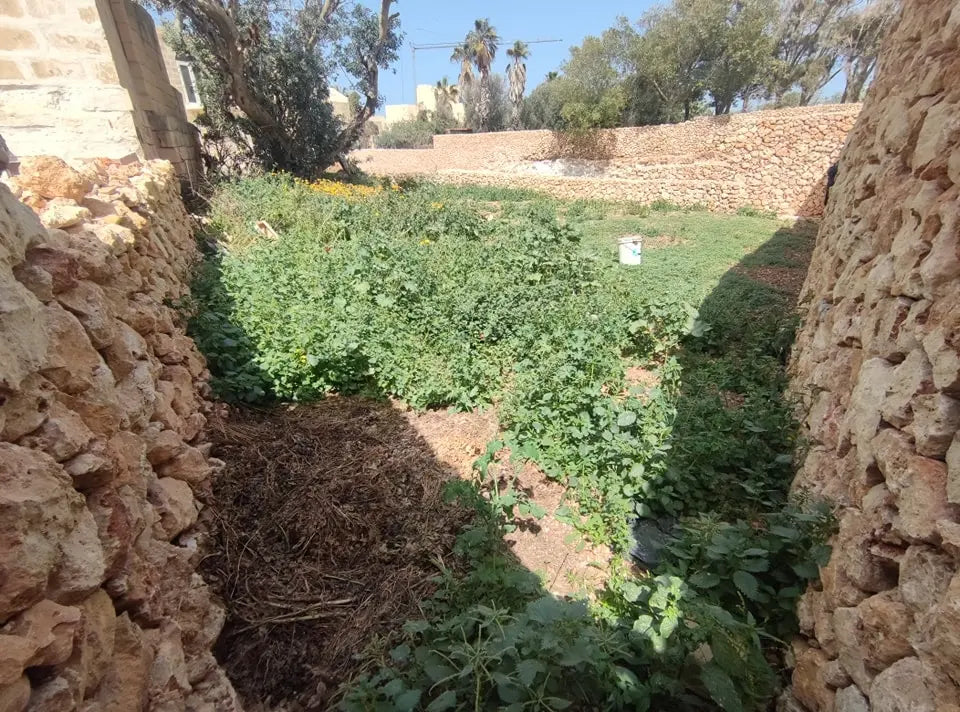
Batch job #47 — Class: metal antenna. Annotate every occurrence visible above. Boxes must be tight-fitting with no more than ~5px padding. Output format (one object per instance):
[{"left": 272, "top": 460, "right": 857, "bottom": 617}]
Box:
[{"left": 409, "top": 38, "right": 562, "bottom": 103}]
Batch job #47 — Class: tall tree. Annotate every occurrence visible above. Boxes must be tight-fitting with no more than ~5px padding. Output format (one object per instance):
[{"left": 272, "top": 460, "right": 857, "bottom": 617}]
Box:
[
  {"left": 463, "top": 19, "right": 500, "bottom": 131},
  {"left": 770, "top": 0, "right": 852, "bottom": 105},
  {"left": 839, "top": 0, "right": 900, "bottom": 102},
  {"left": 505, "top": 40, "right": 529, "bottom": 130},
  {"left": 433, "top": 76, "right": 459, "bottom": 129},
  {"left": 632, "top": 2, "right": 713, "bottom": 121},
  {"left": 703, "top": 0, "right": 778, "bottom": 114},
  {"left": 151, "top": 0, "right": 400, "bottom": 175},
  {"left": 450, "top": 42, "right": 474, "bottom": 90}
]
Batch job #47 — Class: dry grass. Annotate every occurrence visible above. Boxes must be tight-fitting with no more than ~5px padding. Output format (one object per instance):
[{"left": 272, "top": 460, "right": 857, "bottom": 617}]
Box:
[{"left": 200, "top": 398, "right": 471, "bottom": 710}]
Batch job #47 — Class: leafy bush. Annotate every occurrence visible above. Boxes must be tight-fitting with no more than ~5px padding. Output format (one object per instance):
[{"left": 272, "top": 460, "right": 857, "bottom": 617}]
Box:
[{"left": 375, "top": 119, "right": 438, "bottom": 149}]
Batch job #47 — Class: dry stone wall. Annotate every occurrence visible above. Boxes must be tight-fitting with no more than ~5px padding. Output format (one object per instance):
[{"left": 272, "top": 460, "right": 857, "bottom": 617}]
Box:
[
  {"left": 351, "top": 104, "right": 861, "bottom": 217},
  {"left": 0, "top": 158, "right": 239, "bottom": 711},
  {"left": 788, "top": 0, "right": 960, "bottom": 709}
]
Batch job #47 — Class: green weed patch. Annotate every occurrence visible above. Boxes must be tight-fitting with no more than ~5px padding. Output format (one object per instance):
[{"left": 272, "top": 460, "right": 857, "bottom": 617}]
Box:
[{"left": 186, "top": 176, "right": 832, "bottom": 711}]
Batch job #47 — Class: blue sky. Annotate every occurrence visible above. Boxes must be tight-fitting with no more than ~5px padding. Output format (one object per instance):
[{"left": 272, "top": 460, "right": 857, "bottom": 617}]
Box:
[{"left": 361, "top": 0, "right": 660, "bottom": 106}]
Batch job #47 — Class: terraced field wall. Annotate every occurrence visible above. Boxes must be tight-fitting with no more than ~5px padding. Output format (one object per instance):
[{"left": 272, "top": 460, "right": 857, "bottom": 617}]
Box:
[
  {"left": 788, "top": 0, "right": 960, "bottom": 709},
  {"left": 0, "top": 158, "right": 238, "bottom": 710},
  {"left": 352, "top": 104, "right": 861, "bottom": 217}
]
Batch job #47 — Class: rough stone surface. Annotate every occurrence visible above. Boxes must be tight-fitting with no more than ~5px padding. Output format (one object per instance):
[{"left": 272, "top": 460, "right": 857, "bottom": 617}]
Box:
[
  {"left": 0, "top": 159, "right": 239, "bottom": 710},
  {"left": 788, "top": 1, "right": 960, "bottom": 708},
  {"left": 351, "top": 104, "right": 861, "bottom": 217},
  {"left": 0, "top": 0, "right": 200, "bottom": 185}
]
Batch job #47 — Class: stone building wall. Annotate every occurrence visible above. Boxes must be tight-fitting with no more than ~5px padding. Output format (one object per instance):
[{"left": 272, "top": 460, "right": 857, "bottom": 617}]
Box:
[
  {"left": 0, "top": 0, "right": 200, "bottom": 185},
  {"left": 0, "top": 157, "right": 239, "bottom": 710},
  {"left": 787, "top": 0, "right": 960, "bottom": 709},
  {"left": 351, "top": 104, "right": 861, "bottom": 216}
]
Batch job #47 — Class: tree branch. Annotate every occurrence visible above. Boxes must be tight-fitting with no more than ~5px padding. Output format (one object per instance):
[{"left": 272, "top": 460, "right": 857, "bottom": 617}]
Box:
[
  {"left": 335, "top": 0, "right": 395, "bottom": 163},
  {"left": 172, "top": 0, "right": 277, "bottom": 130}
]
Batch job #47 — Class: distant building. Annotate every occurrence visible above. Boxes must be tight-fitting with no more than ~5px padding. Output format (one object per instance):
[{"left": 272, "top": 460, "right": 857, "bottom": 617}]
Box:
[
  {"left": 381, "top": 83, "right": 465, "bottom": 126},
  {"left": 327, "top": 87, "right": 352, "bottom": 122},
  {"left": 415, "top": 83, "right": 465, "bottom": 123}
]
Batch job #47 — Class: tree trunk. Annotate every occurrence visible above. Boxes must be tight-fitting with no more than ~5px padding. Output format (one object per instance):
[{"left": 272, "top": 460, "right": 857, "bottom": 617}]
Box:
[
  {"left": 683, "top": 101, "right": 691, "bottom": 121},
  {"left": 511, "top": 103, "right": 522, "bottom": 130},
  {"left": 478, "top": 74, "right": 491, "bottom": 131}
]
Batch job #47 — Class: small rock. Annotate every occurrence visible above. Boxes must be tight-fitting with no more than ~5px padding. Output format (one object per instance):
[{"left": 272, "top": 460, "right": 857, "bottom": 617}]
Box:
[
  {"left": 834, "top": 684, "right": 869, "bottom": 712},
  {"left": 40, "top": 200, "right": 92, "bottom": 230},
  {"left": 17, "top": 156, "right": 92, "bottom": 202},
  {"left": 1, "top": 599, "right": 81, "bottom": 667},
  {"left": 0, "top": 675, "right": 30, "bottom": 712}
]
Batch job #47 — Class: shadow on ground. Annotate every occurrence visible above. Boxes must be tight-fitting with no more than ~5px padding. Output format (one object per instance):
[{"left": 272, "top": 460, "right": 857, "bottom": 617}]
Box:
[{"left": 200, "top": 399, "right": 544, "bottom": 710}]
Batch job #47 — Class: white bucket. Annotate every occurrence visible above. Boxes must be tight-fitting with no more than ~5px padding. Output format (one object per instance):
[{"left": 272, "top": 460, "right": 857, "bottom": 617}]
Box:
[{"left": 618, "top": 236, "right": 643, "bottom": 265}]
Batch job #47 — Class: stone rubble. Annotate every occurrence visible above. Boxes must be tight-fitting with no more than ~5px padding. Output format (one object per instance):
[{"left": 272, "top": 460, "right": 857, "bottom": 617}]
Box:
[
  {"left": 788, "top": 0, "right": 960, "bottom": 709},
  {"left": 0, "top": 157, "right": 240, "bottom": 711}
]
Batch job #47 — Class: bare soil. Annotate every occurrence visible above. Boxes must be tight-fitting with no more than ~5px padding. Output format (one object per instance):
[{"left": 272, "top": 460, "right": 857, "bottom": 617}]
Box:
[
  {"left": 201, "top": 398, "right": 470, "bottom": 710},
  {"left": 202, "top": 397, "right": 610, "bottom": 710}
]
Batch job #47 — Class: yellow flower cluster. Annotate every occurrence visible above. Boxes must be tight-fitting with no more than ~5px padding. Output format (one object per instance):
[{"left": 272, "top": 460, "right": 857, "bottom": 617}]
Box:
[{"left": 295, "top": 177, "right": 384, "bottom": 200}]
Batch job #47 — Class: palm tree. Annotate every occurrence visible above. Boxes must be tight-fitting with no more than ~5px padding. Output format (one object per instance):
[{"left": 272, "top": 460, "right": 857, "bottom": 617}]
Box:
[
  {"left": 505, "top": 40, "right": 529, "bottom": 129},
  {"left": 464, "top": 19, "right": 500, "bottom": 130},
  {"left": 451, "top": 42, "right": 474, "bottom": 91},
  {"left": 434, "top": 76, "right": 459, "bottom": 127}
]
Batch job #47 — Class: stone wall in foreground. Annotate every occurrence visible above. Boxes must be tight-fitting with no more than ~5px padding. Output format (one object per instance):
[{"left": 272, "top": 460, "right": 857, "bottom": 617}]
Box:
[
  {"left": 351, "top": 104, "right": 861, "bottom": 217},
  {"left": 0, "top": 158, "right": 239, "bottom": 710},
  {"left": 788, "top": 0, "right": 960, "bottom": 709}
]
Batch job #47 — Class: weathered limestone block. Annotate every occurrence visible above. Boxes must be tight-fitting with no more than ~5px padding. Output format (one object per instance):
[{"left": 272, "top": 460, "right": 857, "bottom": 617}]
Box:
[
  {"left": 0, "top": 444, "right": 84, "bottom": 620},
  {"left": 92, "top": 613, "right": 153, "bottom": 712},
  {"left": 16, "top": 156, "right": 91, "bottom": 203},
  {"left": 40, "top": 200, "right": 92, "bottom": 230},
  {"left": 788, "top": 1, "right": 960, "bottom": 707},
  {"left": 0, "top": 676, "right": 30, "bottom": 712},
  {"left": 869, "top": 657, "right": 935, "bottom": 712},
  {"left": 149, "top": 477, "right": 198, "bottom": 541},
  {"left": 1, "top": 599, "right": 81, "bottom": 667},
  {"left": 899, "top": 545, "right": 956, "bottom": 613}
]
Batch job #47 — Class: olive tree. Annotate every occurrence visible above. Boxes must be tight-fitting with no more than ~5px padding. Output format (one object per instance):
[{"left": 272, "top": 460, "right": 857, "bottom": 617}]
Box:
[{"left": 149, "top": 0, "right": 400, "bottom": 175}]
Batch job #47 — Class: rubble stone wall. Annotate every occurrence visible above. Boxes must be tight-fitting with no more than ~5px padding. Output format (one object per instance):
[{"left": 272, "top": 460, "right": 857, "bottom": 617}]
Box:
[
  {"left": 788, "top": 0, "right": 960, "bottom": 709},
  {"left": 0, "top": 157, "right": 239, "bottom": 711},
  {"left": 351, "top": 104, "right": 861, "bottom": 216},
  {"left": 0, "top": 0, "right": 200, "bottom": 185}
]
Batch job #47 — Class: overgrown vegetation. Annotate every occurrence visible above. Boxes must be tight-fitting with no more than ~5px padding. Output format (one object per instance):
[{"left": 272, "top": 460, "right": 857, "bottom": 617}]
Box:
[
  {"left": 187, "top": 177, "right": 832, "bottom": 711},
  {"left": 374, "top": 118, "right": 439, "bottom": 149}
]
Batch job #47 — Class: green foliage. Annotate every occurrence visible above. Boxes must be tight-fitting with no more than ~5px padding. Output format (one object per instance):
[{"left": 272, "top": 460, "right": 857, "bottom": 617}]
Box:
[
  {"left": 736, "top": 205, "right": 778, "bottom": 219},
  {"left": 522, "top": 0, "right": 894, "bottom": 128},
  {"left": 152, "top": 0, "right": 401, "bottom": 176},
  {"left": 660, "top": 504, "right": 834, "bottom": 638},
  {"left": 375, "top": 119, "right": 438, "bottom": 149},
  {"left": 188, "top": 180, "right": 835, "bottom": 712},
  {"left": 340, "top": 474, "right": 826, "bottom": 712},
  {"left": 462, "top": 74, "right": 512, "bottom": 132},
  {"left": 163, "top": 12, "right": 342, "bottom": 175}
]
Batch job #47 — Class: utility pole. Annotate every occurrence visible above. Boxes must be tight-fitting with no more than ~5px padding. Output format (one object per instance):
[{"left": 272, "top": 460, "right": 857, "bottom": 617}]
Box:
[{"left": 409, "top": 38, "right": 562, "bottom": 104}]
